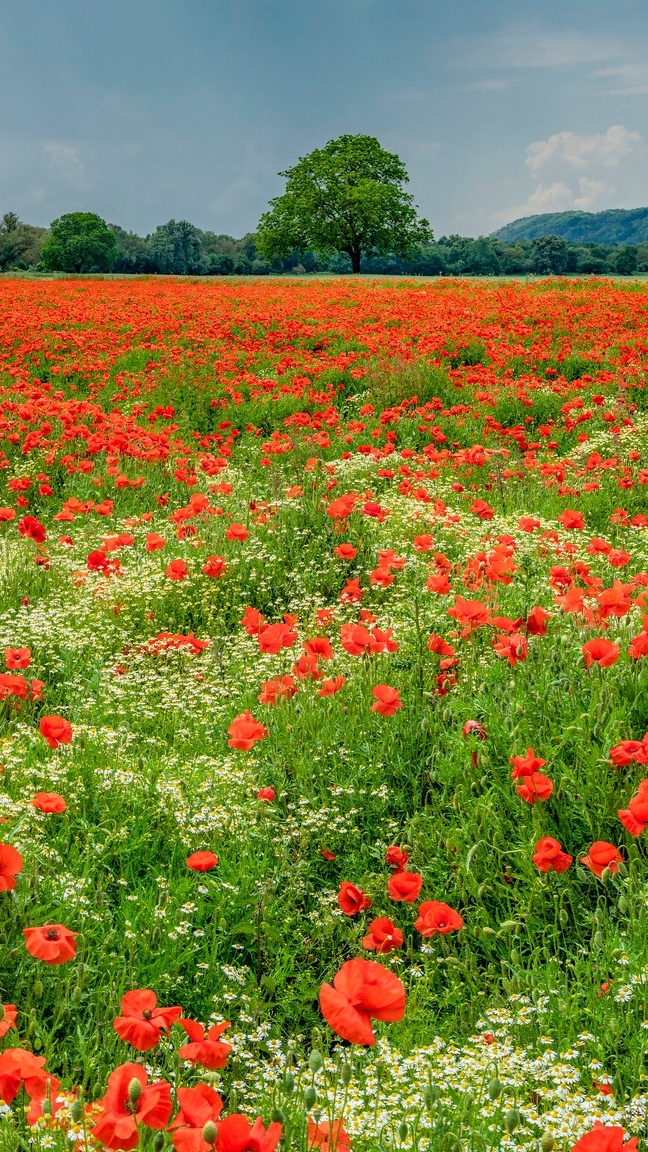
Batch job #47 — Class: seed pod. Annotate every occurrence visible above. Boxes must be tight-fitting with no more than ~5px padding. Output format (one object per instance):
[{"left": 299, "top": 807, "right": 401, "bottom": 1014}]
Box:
[
  {"left": 340, "top": 1064, "right": 352, "bottom": 1087},
  {"left": 304, "top": 1086, "right": 317, "bottom": 1110},
  {"left": 487, "top": 1077, "right": 503, "bottom": 1101},
  {"left": 128, "top": 1078, "right": 143, "bottom": 1106},
  {"left": 202, "top": 1122, "right": 218, "bottom": 1146},
  {"left": 70, "top": 1100, "right": 84, "bottom": 1124},
  {"left": 309, "top": 1050, "right": 323, "bottom": 1074},
  {"left": 504, "top": 1108, "right": 520, "bottom": 1133}
]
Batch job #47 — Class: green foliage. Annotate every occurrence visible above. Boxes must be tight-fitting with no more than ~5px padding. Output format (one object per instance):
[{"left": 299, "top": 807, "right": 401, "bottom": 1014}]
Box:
[
  {"left": 0, "top": 213, "right": 47, "bottom": 272},
  {"left": 492, "top": 205, "right": 648, "bottom": 245},
  {"left": 255, "top": 134, "right": 431, "bottom": 273},
  {"left": 530, "top": 235, "right": 569, "bottom": 275},
  {"left": 41, "top": 212, "right": 118, "bottom": 273}
]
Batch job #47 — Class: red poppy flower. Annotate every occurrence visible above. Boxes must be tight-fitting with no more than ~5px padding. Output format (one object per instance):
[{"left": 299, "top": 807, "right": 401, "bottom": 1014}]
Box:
[
  {"left": 0, "top": 1004, "right": 17, "bottom": 1039},
  {"left": 258, "top": 623, "right": 297, "bottom": 654},
  {"left": 609, "top": 735, "right": 648, "bottom": 767},
  {"left": 515, "top": 772, "right": 553, "bottom": 804},
  {"left": 226, "top": 711, "right": 268, "bottom": 750},
  {"left": 0, "top": 843, "right": 23, "bottom": 892},
  {"left": 385, "top": 845, "right": 409, "bottom": 870},
  {"left": 202, "top": 555, "right": 227, "bottom": 578},
  {"left": 581, "top": 841, "right": 623, "bottom": 878},
  {"left": 166, "top": 559, "right": 189, "bottom": 580},
  {"left": 187, "top": 851, "right": 219, "bottom": 871},
  {"left": 387, "top": 870, "right": 422, "bottom": 903},
  {"left": 258, "top": 675, "right": 297, "bottom": 705},
  {"left": 362, "top": 917, "right": 403, "bottom": 954},
  {"left": 5, "top": 647, "right": 31, "bottom": 669},
  {"left": 334, "top": 544, "right": 357, "bottom": 559},
  {"left": 257, "top": 787, "right": 275, "bottom": 802},
  {"left": 31, "top": 792, "right": 67, "bottom": 813},
  {"left": 470, "top": 499, "right": 494, "bottom": 520},
  {"left": 492, "top": 632, "right": 528, "bottom": 666},
  {"left": 215, "top": 1115, "right": 282, "bottom": 1152},
  {"left": 526, "top": 606, "right": 551, "bottom": 636},
  {"left": 92, "top": 1063, "right": 172, "bottom": 1151},
  {"left": 557, "top": 509, "right": 585, "bottom": 530},
  {"left": 169, "top": 1084, "right": 224, "bottom": 1152},
  {"left": 0, "top": 1047, "right": 59, "bottom": 1107},
  {"left": 414, "top": 901, "right": 463, "bottom": 936},
  {"left": 145, "top": 533, "right": 166, "bottom": 552},
  {"left": 371, "top": 685, "right": 402, "bottom": 716},
  {"left": 18, "top": 516, "right": 46, "bottom": 544},
  {"left": 532, "top": 837, "right": 572, "bottom": 873},
  {"left": 113, "top": 989, "right": 182, "bottom": 1051},
  {"left": 319, "top": 957, "right": 406, "bottom": 1045},
  {"left": 510, "top": 747, "right": 547, "bottom": 779},
  {"left": 618, "top": 779, "right": 648, "bottom": 836},
  {"left": 23, "top": 924, "right": 77, "bottom": 964},
  {"left": 303, "top": 636, "right": 334, "bottom": 659},
  {"left": 39, "top": 715, "right": 73, "bottom": 748},
  {"left": 178, "top": 1019, "right": 232, "bottom": 1070},
  {"left": 318, "top": 675, "right": 346, "bottom": 697},
  {"left": 462, "top": 720, "right": 487, "bottom": 740},
  {"left": 337, "top": 881, "right": 372, "bottom": 915},
  {"left": 571, "top": 1122, "right": 637, "bottom": 1152},
  {"left": 225, "top": 523, "right": 249, "bottom": 542},
  {"left": 308, "top": 1120, "right": 351, "bottom": 1152},
  {"left": 582, "top": 639, "right": 620, "bottom": 668}
]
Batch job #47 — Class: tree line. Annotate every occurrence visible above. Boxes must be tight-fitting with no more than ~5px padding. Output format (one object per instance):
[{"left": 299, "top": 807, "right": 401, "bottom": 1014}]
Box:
[{"left": 1, "top": 209, "right": 644, "bottom": 278}]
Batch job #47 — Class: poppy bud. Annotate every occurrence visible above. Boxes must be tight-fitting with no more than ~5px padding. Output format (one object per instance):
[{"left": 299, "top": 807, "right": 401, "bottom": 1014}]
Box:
[
  {"left": 398, "top": 1121, "right": 408, "bottom": 1140},
  {"left": 229, "top": 1090, "right": 238, "bottom": 1112},
  {"left": 304, "top": 1086, "right": 317, "bottom": 1109},
  {"left": 504, "top": 1109, "right": 520, "bottom": 1133},
  {"left": 33, "top": 980, "right": 44, "bottom": 999},
  {"left": 499, "top": 920, "right": 518, "bottom": 932},
  {"left": 283, "top": 1071, "right": 295, "bottom": 1092},
  {"left": 423, "top": 1085, "right": 437, "bottom": 1109},
  {"left": 510, "top": 948, "right": 520, "bottom": 965},
  {"left": 152, "top": 1133, "right": 165, "bottom": 1152},
  {"left": 601, "top": 866, "right": 612, "bottom": 883},
  {"left": 559, "top": 908, "right": 569, "bottom": 927},
  {"left": 202, "top": 1122, "right": 218, "bottom": 1145},
  {"left": 340, "top": 1063, "right": 352, "bottom": 1087},
  {"left": 271, "top": 1109, "right": 285, "bottom": 1125},
  {"left": 128, "top": 1077, "right": 143, "bottom": 1106},
  {"left": 70, "top": 1099, "right": 84, "bottom": 1124},
  {"left": 482, "top": 926, "right": 496, "bottom": 935},
  {"left": 477, "top": 883, "right": 487, "bottom": 899},
  {"left": 593, "top": 930, "right": 604, "bottom": 949},
  {"left": 487, "top": 1077, "right": 502, "bottom": 1100},
  {"left": 617, "top": 861, "right": 628, "bottom": 877},
  {"left": 540, "top": 1133, "right": 555, "bottom": 1152},
  {"left": 71, "top": 986, "right": 83, "bottom": 1005},
  {"left": 618, "top": 894, "right": 629, "bottom": 914},
  {"left": 311, "top": 1026, "right": 323, "bottom": 1049},
  {"left": 309, "top": 1050, "right": 323, "bottom": 1073}
]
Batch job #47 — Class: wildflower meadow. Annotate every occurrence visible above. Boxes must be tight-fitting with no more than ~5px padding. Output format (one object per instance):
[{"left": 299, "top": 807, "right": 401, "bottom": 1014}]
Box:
[{"left": 1, "top": 275, "right": 648, "bottom": 1152}]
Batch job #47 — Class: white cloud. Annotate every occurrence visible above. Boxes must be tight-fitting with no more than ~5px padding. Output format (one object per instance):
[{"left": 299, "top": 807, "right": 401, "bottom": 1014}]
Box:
[
  {"left": 525, "top": 126, "right": 641, "bottom": 175},
  {"left": 495, "top": 124, "right": 646, "bottom": 225},
  {"left": 594, "top": 63, "right": 648, "bottom": 96}
]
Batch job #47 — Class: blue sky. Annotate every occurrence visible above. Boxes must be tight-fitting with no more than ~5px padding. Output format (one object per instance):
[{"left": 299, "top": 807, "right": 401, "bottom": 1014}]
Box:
[{"left": 2, "top": 0, "right": 647, "bottom": 237}]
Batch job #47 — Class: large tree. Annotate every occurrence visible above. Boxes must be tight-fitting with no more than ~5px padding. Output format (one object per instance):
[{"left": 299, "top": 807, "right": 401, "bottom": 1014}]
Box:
[
  {"left": 42, "top": 212, "right": 117, "bottom": 273},
  {"left": 256, "top": 134, "right": 431, "bottom": 273}
]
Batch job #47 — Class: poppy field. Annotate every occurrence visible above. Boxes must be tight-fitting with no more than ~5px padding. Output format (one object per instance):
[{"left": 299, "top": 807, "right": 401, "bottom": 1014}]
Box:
[{"left": 1, "top": 275, "right": 648, "bottom": 1152}]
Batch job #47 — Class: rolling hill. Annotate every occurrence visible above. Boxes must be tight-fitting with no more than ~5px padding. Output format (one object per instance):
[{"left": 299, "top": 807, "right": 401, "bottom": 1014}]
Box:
[{"left": 491, "top": 207, "right": 648, "bottom": 245}]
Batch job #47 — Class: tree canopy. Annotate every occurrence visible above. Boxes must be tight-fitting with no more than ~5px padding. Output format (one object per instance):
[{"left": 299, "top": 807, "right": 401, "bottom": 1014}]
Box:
[
  {"left": 255, "top": 134, "right": 431, "bottom": 273},
  {"left": 42, "top": 212, "right": 118, "bottom": 273}
]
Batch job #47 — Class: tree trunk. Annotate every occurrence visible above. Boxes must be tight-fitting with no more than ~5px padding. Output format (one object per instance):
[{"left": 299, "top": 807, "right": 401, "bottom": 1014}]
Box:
[{"left": 350, "top": 246, "right": 362, "bottom": 274}]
